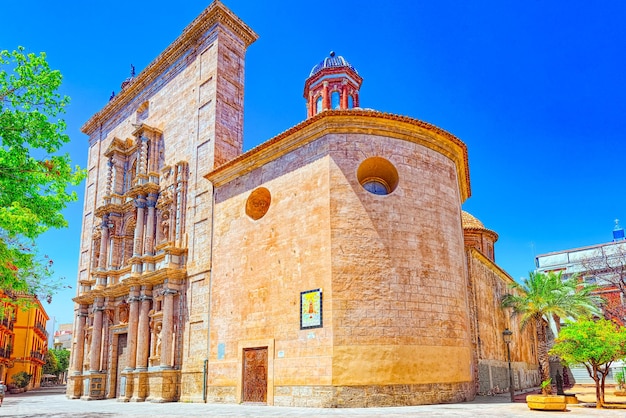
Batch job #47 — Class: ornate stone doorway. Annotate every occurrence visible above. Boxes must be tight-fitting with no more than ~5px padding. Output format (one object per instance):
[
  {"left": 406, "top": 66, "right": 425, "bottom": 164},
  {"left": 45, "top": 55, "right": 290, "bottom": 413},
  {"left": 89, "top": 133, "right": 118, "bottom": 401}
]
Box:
[{"left": 242, "top": 347, "right": 268, "bottom": 403}]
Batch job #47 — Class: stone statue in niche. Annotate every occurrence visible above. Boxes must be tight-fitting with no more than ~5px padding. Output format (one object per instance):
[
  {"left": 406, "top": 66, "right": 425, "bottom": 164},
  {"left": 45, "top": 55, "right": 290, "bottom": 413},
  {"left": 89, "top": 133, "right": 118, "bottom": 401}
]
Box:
[
  {"left": 155, "top": 323, "right": 162, "bottom": 357},
  {"left": 118, "top": 302, "right": 129, "bottom": 324},
  {"left": 105, "top": 309, "right": 114, "bottom": 325},
  {"left": 160, "top": 212, "right": 170, "bottom": 241},
  {"left": 84, "top": 333, "right": 92, "bottom": 370}
]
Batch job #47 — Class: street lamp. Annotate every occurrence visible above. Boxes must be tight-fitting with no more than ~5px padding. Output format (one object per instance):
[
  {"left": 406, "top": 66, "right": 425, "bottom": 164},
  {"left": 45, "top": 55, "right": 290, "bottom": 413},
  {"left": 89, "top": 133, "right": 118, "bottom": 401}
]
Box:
[{"left": 503, "top": 328, "right": 515, "bottom": 402}]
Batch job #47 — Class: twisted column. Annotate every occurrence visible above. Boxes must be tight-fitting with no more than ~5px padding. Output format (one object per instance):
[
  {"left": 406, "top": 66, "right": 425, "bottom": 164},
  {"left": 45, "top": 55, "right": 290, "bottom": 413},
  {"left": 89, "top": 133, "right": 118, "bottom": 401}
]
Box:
[
  {"left": 138, "top": 135, "right": 148, "bottom": 175},
  {"left": 105, "top": 159, "right": 113, "bottom": 196}
]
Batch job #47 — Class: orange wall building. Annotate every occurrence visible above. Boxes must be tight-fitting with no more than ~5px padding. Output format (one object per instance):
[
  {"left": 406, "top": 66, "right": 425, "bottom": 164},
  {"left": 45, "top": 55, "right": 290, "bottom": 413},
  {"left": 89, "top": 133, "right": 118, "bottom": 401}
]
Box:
[
  {"left": 0, "top": 293, "right": 16, "bottom": 384},
  {"left": 3, "top": 294, "right": 49, "bottom": 389}
]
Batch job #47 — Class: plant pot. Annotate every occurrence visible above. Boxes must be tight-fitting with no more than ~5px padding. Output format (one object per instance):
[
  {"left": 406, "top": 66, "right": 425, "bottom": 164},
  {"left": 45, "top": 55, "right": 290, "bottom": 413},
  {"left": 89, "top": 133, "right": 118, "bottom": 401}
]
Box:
[
  {"left": 614, "top": 390, "right": 626, "bottom": 396},
  {"left": 563, "top": 394, "right": 578, "bottom": 404},
  {"left": 526, "top": 394, "right": 567, "bottom": 411}
]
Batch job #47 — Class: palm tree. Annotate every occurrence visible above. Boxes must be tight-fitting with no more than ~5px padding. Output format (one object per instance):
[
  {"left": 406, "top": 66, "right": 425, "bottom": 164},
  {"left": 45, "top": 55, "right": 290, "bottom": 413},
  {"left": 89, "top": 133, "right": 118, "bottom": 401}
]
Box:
[{"left": 501, "top": 271, "right": 602, "bottom": 394}]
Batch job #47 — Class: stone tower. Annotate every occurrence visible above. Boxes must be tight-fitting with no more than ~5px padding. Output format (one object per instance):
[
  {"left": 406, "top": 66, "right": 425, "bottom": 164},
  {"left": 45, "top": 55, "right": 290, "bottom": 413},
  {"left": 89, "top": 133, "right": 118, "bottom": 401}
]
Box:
[{"left": 68, "top": 1, "right": 258, "bottom": 402}]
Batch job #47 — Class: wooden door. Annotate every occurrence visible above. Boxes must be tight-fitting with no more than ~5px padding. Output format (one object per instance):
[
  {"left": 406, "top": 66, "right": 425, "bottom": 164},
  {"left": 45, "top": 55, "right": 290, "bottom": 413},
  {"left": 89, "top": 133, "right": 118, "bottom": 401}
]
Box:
[
  {"left": 115, "top": 334, "right": 128, "bottom": 397},
  {"left": 242, "top": 347, "right": 268, "bottom": 403}
]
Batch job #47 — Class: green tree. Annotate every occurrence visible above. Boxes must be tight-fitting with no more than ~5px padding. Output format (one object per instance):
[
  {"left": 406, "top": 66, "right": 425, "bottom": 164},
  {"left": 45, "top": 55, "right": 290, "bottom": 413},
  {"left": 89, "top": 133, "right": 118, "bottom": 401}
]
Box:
[
  {"left": 42, "top": 349, "right": 58, "bottom": 375},
  {"left": 50, "top": 348, "right": 70, "bottom": 375},
  {"left": 550, "top": 318, "right": 626, "bottom": 408},
  {"left": 0, "top": 47, "right": 85, "bottom": 299},
  {"left": 501, "top": 271, "right": 602, "bottom": 394}
]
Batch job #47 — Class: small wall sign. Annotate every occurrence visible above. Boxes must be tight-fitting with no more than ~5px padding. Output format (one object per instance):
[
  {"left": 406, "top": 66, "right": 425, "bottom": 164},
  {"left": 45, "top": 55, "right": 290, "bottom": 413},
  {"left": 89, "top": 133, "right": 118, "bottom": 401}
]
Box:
[{"left": 300, "top": 288, "right": 322, "bottom": 329}]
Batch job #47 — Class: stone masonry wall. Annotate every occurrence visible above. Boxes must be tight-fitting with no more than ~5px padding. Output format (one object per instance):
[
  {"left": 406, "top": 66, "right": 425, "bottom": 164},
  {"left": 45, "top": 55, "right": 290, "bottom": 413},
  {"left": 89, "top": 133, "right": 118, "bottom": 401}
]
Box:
[
  {"left": 329, "top": 133, "right": 474, "bottom": 389},
  {"left": 274, "top": 382, "right": 475, "bottom": 407},
  {"left": 467, "top": 250, "right": 540, "bottom": 394},
  {"left": 204, "top": 125, "right": 475, "bottom": 405},
  {"left": 208, "top": 138, "right": 334, "bottom": 402}
]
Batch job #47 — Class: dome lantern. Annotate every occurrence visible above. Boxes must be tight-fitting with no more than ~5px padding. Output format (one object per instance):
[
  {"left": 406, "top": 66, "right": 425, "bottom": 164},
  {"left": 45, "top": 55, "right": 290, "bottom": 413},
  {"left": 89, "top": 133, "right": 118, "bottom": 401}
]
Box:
[{"left": 303, "top": 52, "right": 363, "bottom": 118}]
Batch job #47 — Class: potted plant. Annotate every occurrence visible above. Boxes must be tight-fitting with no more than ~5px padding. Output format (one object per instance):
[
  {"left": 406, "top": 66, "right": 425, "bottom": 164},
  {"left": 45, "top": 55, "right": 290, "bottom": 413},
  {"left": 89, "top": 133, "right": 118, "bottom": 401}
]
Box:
[
  {"left": 526, "top": 378, "right": 567, "bottom": 411},
  {"left": 10, "top": 371, "right": 32, "bottom": 393}
]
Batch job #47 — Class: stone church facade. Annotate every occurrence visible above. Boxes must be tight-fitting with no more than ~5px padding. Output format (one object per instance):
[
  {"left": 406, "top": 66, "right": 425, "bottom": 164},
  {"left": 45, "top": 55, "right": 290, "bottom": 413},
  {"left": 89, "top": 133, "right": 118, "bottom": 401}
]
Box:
[{"left": 67, "top": 1, "right": 539, "bottom": 407}]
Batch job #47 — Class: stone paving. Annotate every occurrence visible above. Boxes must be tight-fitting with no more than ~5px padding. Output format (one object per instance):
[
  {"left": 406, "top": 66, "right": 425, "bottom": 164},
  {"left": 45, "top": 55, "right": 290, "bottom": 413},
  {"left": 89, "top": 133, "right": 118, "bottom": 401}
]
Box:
[{"left": 2, "top": 385, "right": 626, "bottom": 418}]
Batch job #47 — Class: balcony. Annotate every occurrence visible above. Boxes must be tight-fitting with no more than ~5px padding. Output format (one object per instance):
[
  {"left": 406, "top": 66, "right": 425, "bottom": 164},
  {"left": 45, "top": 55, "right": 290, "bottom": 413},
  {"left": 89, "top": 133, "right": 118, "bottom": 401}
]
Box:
[
  {"left": 34, "top": 322, "right": 49, "bottom": 338},
  {"left": 30, "top": 350, "right": 45, "bottom": 361},
  {"left": 0, "top": 316, "right": 15, "bottom": 330}
]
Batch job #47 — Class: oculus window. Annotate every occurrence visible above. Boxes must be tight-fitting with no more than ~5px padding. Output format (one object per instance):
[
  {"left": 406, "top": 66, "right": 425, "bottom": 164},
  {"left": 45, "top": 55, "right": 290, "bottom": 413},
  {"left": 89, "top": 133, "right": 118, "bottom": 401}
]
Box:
[{"left": 357, "top": 157, "right": 399, "bottom": 196}]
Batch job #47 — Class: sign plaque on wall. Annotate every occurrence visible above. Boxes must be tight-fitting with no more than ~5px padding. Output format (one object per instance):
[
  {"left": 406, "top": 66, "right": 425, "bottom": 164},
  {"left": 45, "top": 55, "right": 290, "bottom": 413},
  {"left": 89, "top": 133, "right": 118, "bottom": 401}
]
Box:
[{"left": 300, "top": 288, "right": 322, "bottom": 329}]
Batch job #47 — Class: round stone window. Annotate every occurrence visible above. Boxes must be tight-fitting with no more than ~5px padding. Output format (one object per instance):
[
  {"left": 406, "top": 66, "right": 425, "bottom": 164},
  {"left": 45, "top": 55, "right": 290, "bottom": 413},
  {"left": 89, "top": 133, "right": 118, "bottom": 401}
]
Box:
[
  {"left": 245, "top": 187, "right": 271, "bottom": 220},
  {"left": 357, "top": 157, "right": 399, "bottom": 196}
]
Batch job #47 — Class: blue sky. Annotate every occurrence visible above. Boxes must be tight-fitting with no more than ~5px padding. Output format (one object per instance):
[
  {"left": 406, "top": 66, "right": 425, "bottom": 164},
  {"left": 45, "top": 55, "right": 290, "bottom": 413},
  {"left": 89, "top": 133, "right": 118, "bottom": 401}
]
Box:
[{"left": 2, "top": 1, "right": 626, "bottom": 327}]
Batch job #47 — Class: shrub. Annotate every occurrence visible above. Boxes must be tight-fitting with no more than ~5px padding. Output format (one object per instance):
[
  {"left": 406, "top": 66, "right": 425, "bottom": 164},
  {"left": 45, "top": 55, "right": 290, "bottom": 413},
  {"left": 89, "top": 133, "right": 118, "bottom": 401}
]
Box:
[{"left": 12, "top": 371, "right": 32, "bottom": 388}]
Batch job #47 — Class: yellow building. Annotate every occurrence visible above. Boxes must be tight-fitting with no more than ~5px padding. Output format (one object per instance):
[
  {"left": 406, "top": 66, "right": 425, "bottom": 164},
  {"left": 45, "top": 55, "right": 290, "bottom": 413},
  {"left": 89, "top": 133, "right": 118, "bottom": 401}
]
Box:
[
  {"left": 4, "top": 294, "right": 49, "bottom": 390},
  {"left": 0, "top": 292, "right": 16, "bottom": 384}
]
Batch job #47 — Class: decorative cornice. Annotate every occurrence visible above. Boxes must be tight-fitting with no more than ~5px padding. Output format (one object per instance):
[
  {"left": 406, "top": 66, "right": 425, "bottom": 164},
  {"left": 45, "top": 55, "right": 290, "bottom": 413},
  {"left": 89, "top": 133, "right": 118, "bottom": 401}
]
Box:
[
  {"left": 81, "top": 1, "right": 258, "bottom": 137},
  {"left": 205, "top": 109, "right": 471, "bottom": 201},
  {"left": 73, "top": 267, "right": 187, "bottom": 304}
]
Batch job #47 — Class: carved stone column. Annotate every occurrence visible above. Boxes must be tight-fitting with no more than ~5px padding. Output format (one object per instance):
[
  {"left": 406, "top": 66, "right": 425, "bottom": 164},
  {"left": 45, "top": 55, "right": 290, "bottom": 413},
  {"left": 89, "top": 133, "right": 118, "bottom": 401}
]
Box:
[
  {"left": 89, "top": 300, "right": 104, "bottom": 372},
  {"left": 133, "top": 196, "right": 146, "bottom": 257},
  {"left": 144, "top": 194, "right": 157, "bottom": 256},
  {"left": 125, "top": 288, "right": 140, "bottom": 371},
  {"left": 139, "top": 135, "right": 148, "bottom": 176},
  {"left": 135, "top": 287, "right": 152, "bottom": 370},
  {"left": 160, "top": 288, "right": 177, "bottom": 368},
  {"left": 322, "top": 81, "right": 330, "bottom": 110},
  {"left": 101, "top": 303, "right": 113, "bottom": 371},
  {"left": 72, "top": 306, "right": 88, "bottom": 374},
  {"left": 105, "top": 159, "right": 113, "bottom": 196},
  {"left": 341, "top": 83, "right": 349, "bottom": 109},
  {"left": 98, "top": 218, "right": 110, "bottom": 270}
]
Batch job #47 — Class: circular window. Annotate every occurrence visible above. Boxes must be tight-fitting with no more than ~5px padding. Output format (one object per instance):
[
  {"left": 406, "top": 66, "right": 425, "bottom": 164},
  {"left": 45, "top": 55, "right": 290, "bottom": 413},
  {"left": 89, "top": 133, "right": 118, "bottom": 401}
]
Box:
[
  {"left": 245, "top": 187, "right": 271, "bottom": 220},
  {"left": 362, "top": 178, "right": 390, "bottom": 195},
  {"left": 357, "top": 157, "right": 399, "bottom": 195}
]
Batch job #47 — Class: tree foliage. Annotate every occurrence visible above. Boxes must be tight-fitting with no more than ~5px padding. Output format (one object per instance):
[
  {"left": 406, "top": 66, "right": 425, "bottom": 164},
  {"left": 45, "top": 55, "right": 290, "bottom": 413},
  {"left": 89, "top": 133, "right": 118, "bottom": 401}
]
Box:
[
  {"left": 42, "top": 349, "right": 58, "bottom": 375},
  {"left": 43, "top": 348, "right": 70, "bottom": 379},
  {"left": 550, "top": 318, "right": 626, "bottom": 408},
  {"left": 501, "top": 271, "right": 602, "bottom": 393},
  {"left": 0, "top": 47, "right": 85, "bottom": 299},
  {"left": 50, "top": 348, "right": 70, "bottom": 374}
]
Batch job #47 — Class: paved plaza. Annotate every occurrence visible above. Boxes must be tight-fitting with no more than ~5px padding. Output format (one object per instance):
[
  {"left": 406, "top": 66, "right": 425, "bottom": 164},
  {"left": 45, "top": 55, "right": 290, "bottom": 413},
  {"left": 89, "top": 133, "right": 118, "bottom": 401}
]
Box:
[{"left": 2, "top": 386, "right": 626, "bottom": 418}]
